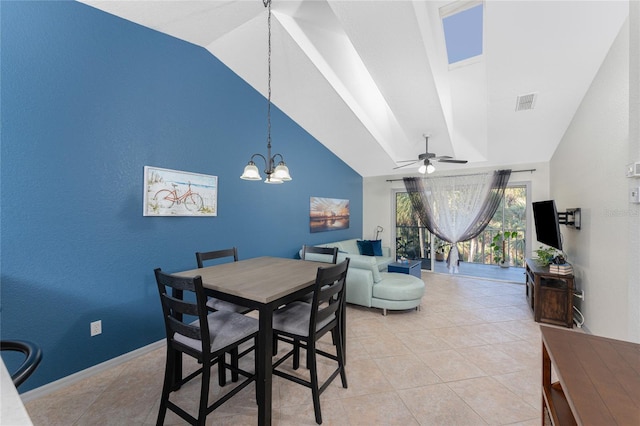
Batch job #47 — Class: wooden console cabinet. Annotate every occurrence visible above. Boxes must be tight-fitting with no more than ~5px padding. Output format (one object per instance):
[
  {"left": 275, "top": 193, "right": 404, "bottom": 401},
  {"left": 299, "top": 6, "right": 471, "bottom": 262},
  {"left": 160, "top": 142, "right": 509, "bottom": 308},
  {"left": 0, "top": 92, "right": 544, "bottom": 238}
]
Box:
[
  {"left": 540, "top": 326, "right": 640, "bottom": 425},
  {"left": 525, "top": 258, "right": 574, "bottom": 328}
]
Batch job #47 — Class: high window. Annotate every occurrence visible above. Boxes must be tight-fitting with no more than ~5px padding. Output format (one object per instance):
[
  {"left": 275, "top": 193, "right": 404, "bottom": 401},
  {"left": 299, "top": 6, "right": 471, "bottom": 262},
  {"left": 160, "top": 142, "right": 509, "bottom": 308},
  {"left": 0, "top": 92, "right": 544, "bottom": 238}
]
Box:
[{"left": 441, "top": 1, "right": 484, "bottom": 65}]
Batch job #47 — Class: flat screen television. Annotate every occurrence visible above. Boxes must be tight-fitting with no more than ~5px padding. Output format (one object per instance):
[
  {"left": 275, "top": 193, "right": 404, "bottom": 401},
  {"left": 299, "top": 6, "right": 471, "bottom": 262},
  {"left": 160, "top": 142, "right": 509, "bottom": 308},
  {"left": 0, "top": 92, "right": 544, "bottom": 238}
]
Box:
[{"left": 532, "top": 200, "right": 563, "bottom": 250}]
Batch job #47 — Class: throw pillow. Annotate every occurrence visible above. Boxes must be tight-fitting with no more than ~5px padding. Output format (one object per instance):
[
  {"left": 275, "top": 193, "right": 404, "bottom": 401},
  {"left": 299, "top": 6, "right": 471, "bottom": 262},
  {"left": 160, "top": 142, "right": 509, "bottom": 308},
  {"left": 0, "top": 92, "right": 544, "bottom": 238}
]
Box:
[
  {"left": 356, "top": 240, "right": 374, "bottom": 256},
  {"left": 370, "top": 239, "right": 383, "bottom": 256}
]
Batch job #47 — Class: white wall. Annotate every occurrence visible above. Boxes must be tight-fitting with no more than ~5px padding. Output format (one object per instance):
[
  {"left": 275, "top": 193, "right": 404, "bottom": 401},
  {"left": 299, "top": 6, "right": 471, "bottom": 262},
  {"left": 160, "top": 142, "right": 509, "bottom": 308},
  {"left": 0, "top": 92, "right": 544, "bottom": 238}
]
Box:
[
  {"left": 629, "top": 0, "right": 640, "bottom": 343},
  {"left": 551, "top": 14, "right": 639, "bottom": 342},
  {"left": 363, "top": 161, "right": 551, "bottom": 259}
]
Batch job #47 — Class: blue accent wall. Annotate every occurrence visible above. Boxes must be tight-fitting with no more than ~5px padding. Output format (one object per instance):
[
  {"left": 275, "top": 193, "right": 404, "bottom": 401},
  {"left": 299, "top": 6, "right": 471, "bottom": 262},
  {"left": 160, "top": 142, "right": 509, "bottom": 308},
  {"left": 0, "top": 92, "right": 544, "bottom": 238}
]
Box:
[{"left": 0, "top": 1, "right": 362, "bottom": 392}]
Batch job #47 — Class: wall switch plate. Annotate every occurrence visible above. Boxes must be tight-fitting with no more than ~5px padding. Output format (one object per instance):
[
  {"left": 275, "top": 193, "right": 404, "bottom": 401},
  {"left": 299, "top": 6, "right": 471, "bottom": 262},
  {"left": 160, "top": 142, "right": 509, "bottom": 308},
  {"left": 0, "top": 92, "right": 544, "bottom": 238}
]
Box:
[
  {"left": 630, "top": 187, "right": 640, "bottom": 204},
  {"left": 626, "top": 162, "right": 640, "bottom": 178},
  {"left": 90, "top": 320, "right": 102, "bottom": 336}
]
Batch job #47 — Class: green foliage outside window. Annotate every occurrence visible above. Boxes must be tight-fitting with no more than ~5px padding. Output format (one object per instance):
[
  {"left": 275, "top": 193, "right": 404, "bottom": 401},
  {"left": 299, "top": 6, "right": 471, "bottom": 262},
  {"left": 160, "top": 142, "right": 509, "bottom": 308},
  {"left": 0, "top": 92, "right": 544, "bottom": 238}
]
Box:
[{"left": 395, "top": 186, "right": 527, "bottom": 267}]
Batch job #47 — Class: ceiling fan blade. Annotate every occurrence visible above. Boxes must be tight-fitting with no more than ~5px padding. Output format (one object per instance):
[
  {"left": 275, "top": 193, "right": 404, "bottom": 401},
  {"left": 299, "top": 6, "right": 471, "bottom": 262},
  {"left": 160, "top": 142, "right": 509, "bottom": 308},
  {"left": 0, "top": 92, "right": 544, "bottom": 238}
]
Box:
[
  {"left": 393, "top": 161, "right": 419, "bottom": 170},
  {"left": 434, "top": 155, "right": 452, "bottom": 160},
  {"left": 438, "top": 159, "right": 468, "bottom": 164},
  {"left": 396, "top": 159, "right": 419, "bottom": 163}
]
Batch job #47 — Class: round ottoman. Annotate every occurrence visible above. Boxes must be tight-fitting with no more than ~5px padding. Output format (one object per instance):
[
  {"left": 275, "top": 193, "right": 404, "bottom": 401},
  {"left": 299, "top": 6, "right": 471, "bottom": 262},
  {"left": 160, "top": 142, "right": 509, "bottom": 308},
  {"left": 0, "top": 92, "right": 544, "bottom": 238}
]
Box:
[{"left": 371, "top": 272, "right": 425, "bottom": 315}]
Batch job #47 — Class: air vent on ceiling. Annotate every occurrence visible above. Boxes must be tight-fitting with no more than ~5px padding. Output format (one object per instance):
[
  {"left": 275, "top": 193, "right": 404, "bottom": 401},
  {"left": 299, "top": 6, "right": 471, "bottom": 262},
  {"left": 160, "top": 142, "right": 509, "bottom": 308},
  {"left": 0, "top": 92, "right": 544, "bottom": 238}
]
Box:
[{"left": 515, "top": 93, "right": 537, "bottom": 111}]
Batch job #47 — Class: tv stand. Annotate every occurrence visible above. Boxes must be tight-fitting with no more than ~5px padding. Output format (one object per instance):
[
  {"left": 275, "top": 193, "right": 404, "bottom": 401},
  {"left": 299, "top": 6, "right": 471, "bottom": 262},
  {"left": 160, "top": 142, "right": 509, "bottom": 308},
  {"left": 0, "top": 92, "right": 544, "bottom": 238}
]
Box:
[
  {"left": 525, "top": 258, "right": 574, "bottom": 328},
  {"left": 540, "top": 326, "right": 640, "bottom": 425}
]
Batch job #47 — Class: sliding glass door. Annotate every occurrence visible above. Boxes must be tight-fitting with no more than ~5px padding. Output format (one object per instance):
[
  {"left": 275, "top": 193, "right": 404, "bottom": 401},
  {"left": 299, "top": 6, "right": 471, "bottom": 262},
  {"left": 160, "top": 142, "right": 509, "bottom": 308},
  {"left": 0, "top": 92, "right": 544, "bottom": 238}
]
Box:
[{"left": 393, "top": 185, "right": 527, "bottom": 270}]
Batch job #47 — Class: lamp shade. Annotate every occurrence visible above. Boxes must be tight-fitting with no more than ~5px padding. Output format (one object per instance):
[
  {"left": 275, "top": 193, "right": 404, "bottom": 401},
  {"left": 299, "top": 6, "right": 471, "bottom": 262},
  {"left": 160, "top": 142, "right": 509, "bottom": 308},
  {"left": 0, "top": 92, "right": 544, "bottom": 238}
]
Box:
[
  {"left": 264, "top": 175, "right": 283, "bottom": 184},
  {"left": 240, "top": 161, "right": 261, "bottom": 180},
  {"left": 426, "top": 163, "right": 435, "bottom": 174},
  {"left": 273, "top": 162, "right": 292, "bottom": 181},
  {"left": 418, "top": 164, "right": 427, "bottom": 174}
]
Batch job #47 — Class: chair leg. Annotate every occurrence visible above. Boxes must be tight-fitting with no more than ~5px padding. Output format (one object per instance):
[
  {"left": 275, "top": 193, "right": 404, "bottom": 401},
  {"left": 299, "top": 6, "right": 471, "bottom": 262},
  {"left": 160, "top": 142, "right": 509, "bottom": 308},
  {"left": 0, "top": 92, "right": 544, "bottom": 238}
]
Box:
[
  {"left": 197, "top": 361, "right": 211, "bottom": 426},
  {"left": 253, "top": 336, "right": 260, "bottom": 406},
  {"left": 308, "top": 341, "right": 322, "bottom": 425},
  {"left": 172, "top": 349, "right": 183, "bottom": 391},
  {"left": 334, "top": 325, "right": 348, "bottom": 389},
  {"left": 306, "top": 340, "right": 313, "bottom": 371},
  {"left": 156, "top": 347, "right": 174, "bottom": 426},
  {"left": 218, "top": 355, "right": 227, "bottom": 387},
  {"left": 341, "top": 302, "right": 347, "bottom": 365},
  {"left": 293, "top": 339, "right": 301, "bottom": 370},
  {"left": 231, "top": 347, "right": 239, "bottom": 382}
]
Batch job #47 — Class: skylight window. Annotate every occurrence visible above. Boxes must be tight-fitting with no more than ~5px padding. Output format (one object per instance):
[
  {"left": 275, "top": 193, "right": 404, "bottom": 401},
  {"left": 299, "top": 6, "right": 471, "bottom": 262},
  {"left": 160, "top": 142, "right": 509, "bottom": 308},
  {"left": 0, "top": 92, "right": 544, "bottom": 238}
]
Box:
[{"left": 441, "top": 2, "right": 483, "bottom": 65}]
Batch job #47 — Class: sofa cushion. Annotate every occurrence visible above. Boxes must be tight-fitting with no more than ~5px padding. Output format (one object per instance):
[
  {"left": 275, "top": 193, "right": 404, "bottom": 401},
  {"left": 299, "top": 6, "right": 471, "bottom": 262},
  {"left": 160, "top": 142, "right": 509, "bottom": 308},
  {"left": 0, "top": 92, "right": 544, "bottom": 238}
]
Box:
[
  {"left": 356, "top": 240, "right": 375, "bottom": 256},
  {"left": 342, "top": 254, "right": 382, "bottom": 283},
  {"left": 372, "top": 272, "right": 425, "bottom": 301},
  {"left": 333, "top": 239, "right": 359, "bottom": 255},
  {"left": 370, "top": 239, "right": 383, "bottom": 256},
  {"left": 372, "top": 255, "right": 393, "bottom": 271},
  {"left": 356, "top": 239, "right": 383, "bottom": 256}
]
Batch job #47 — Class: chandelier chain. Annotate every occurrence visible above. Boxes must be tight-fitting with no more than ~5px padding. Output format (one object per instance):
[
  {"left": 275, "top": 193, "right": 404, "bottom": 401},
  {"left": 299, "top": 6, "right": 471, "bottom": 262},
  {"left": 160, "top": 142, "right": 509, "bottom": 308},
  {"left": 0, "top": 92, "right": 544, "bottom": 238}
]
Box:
[{"left": 266, "top": 0, "right": 272, "bottom": 151}]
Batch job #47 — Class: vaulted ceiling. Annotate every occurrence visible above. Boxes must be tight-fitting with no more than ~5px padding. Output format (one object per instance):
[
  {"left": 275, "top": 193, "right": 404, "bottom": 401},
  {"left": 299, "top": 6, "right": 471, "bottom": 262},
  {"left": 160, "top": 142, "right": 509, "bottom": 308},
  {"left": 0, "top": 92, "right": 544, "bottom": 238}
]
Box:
[{"left": 81, "top": 0, "right": 629, "bottom": 177}]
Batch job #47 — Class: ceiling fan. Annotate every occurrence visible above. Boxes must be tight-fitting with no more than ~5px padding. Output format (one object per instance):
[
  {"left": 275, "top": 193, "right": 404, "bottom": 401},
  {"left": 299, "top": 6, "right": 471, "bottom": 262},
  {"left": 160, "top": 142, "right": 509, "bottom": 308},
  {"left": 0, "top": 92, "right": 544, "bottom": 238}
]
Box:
[{"left": 394, "top": 135, "right": 468, "bottom": 174}]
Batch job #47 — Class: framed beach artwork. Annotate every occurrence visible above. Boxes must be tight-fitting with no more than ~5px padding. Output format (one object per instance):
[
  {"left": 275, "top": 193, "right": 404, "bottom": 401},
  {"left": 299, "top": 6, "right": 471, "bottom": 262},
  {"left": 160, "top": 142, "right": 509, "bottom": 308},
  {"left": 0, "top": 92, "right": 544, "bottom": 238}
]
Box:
[
  {"left": 144, "top": 166, "right": 218, "bottom": 216},
  {"left": 310, "top": 197, "right": 350, "bottom": 233}
]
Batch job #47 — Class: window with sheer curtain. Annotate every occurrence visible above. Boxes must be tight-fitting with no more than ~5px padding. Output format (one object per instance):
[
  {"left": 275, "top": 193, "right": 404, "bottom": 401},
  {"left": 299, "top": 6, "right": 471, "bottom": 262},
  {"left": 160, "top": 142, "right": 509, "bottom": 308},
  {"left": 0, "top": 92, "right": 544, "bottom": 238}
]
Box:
[{"left": 403, "top": 170, "right": 511, "bottom": 273}]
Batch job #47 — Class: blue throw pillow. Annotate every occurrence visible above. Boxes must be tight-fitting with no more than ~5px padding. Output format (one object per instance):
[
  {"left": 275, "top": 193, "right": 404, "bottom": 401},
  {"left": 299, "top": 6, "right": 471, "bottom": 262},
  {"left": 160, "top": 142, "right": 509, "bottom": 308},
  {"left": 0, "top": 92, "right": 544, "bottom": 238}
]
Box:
[
  {"left": 356, "top": 240, "right": 374, "bottom": 256},
  {"left": 357, "top": 240, "right": 382, "bottom": 256},
  {"left": 370, "top": 239, "right": 383, "bottom": 256}
]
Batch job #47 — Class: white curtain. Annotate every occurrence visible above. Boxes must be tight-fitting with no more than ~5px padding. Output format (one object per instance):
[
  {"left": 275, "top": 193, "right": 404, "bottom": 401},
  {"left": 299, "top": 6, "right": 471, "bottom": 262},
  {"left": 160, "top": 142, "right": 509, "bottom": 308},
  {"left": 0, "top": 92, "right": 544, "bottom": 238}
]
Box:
[{"left": 404, "top": 170, "right": 511, "bottom": 273}]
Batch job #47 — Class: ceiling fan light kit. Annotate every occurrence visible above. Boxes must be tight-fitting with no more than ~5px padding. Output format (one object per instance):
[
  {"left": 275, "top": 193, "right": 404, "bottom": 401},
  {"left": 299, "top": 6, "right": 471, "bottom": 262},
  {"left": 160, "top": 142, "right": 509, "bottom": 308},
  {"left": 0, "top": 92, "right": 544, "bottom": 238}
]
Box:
[{"left": 418, "top": 160, "right": 435, "bottom": 174}]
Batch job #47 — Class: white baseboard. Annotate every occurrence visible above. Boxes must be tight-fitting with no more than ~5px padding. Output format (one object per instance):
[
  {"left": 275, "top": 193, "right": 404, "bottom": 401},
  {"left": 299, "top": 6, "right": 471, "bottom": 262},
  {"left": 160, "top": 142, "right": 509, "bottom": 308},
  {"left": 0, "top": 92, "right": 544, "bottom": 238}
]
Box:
[{"left": 20, "top": 340, "right": 165, "bottom": 403}]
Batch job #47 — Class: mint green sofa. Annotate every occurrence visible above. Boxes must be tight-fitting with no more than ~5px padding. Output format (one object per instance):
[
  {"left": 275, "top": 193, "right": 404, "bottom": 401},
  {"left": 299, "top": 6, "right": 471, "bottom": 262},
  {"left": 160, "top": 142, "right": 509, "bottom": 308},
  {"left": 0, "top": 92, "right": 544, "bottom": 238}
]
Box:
[{"left": 305, "top": 239, "right": 425, "bottom": 315}]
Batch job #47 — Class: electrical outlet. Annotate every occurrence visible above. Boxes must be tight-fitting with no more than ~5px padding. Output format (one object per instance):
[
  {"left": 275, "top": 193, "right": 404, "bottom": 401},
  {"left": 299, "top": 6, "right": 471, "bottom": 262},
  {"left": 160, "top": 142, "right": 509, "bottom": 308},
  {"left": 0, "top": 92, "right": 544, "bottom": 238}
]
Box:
[{"left": 90, "top": 320, "right": 102, "bottom": 336}]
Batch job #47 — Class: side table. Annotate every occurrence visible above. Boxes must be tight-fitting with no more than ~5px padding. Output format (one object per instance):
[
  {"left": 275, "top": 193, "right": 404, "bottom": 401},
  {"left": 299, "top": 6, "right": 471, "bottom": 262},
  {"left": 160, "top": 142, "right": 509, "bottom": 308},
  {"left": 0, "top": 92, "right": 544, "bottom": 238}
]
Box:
[{"left": 388, "top": 260, "right": 422, "bottom": 278}]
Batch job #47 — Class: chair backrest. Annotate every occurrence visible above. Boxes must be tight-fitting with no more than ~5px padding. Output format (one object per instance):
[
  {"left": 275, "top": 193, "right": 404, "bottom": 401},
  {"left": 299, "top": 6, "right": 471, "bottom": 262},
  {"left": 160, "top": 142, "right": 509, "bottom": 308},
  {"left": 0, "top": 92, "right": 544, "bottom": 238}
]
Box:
[
  {"left": 195, "top": 247, "right": 238, "bottom": 268},
  {"left": 0, "top": 340, "right": 42, "bottom": 388},
  {"left": 301, "top": 245, "right": 338, "bottom": 264},
  {"left": 309, "top": 258, "right": 350, "bottom": 339},
  {"left": 154, "top": 268, "right": 210, "bottom": 358}
]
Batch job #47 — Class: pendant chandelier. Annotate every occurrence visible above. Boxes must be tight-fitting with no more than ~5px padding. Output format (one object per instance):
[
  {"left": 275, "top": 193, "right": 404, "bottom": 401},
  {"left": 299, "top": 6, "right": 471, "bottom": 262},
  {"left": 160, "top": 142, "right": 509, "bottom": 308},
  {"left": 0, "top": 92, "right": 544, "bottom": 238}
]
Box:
[{"left": 240, "top": 0, "right": 292, "bottom": 184}]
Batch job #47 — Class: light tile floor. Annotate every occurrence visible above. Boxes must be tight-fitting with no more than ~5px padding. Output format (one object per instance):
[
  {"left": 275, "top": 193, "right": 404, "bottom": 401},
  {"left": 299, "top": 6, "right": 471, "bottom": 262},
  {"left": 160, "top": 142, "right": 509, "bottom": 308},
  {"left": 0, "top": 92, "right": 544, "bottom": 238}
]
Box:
[{"left": 25, "top": 272, "right": 545, "bottom": 425}]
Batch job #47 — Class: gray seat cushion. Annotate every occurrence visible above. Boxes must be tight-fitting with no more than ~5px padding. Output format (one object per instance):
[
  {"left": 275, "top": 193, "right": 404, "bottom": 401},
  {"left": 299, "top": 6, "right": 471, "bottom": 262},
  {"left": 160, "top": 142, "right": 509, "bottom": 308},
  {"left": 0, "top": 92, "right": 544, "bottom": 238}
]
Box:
[
  {"left": 272, "top": 301, "right": 334, "bottom": 337},
  {"left": 206, "top": 297, "right": 249, "bottom": 313},
  {"left": 174, "top": 310, "right": 258, "bottom": 353}
]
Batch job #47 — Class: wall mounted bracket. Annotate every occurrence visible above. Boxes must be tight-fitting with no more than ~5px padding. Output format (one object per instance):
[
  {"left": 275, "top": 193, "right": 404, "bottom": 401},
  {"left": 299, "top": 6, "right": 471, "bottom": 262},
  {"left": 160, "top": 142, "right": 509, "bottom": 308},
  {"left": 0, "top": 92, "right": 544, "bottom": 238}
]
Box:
[{"left": 558, "top": 208, "right": 581, "bottom": 229}]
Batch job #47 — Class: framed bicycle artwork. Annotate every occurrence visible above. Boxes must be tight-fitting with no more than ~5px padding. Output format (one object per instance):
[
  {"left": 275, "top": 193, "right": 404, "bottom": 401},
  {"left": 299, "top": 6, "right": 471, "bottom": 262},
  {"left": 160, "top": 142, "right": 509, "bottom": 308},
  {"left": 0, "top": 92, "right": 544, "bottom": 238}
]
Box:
[{"left": 143, "top": 166, "right": 218, "bottom": 216}]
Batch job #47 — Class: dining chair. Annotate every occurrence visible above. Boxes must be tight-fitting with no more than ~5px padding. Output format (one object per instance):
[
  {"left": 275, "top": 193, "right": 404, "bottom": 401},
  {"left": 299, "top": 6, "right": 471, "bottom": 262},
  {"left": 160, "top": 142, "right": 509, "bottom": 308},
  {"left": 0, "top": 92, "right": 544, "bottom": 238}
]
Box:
[
  {"left": 154, "top": 268, "right": 258, "bottom": 426},
  {"left": 196, "top": 248, "right": 254, "bottom": 387},
  {"left": 297, "top": 245, "right": 340, "bottom": 305},
  {"left": 0, "top": 339, "right": 42, "bottom": 388},
  {"left": 195, "top": 248, "right": 252, "bottom": 314},
  {"left": 272, "top": 258, "right": 350, "bottom": 425},
  {"left": 301, "top": 245, "right": 339, "bottom": 264}
]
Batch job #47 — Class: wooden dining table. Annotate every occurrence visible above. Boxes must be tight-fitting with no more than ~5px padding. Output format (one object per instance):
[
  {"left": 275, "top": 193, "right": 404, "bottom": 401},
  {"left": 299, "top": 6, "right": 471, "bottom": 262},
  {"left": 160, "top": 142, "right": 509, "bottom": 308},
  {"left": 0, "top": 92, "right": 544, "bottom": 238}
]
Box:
[{"left": 175, "top": 256, "right": 322, "bottom": 426}]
